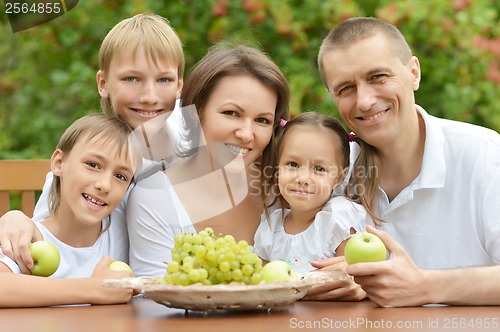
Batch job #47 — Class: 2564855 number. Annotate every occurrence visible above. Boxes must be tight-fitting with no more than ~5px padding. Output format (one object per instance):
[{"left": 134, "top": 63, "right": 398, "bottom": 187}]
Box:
[
  {"left": 443, "top": 317, "right": 499, "bottom": 329},
  {"left": 5, "top": 2, "right": 62, "bottom": 14}
]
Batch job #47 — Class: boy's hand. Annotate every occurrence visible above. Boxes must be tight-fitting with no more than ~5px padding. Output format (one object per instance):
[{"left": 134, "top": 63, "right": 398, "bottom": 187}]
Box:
[
  {"left": 92, "top": 256, "right": 135, "bottom": 279},
  {"left": 0, "top": 210, "right": 43, "bottom": 274},
  {"left": 90, "top": 256, "right": 138, "bottom": 304}
]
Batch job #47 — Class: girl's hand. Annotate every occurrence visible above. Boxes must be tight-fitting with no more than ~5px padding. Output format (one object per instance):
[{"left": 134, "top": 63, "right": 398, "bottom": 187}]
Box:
[
  {"left": 304, "top": 256, "right": 366, "bottom": 301},
  {"left": 0, "top": 210, "right": 43, "bottom": 274}
]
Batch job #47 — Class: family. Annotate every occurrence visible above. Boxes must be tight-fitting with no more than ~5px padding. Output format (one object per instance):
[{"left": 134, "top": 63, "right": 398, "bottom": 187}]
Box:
[{"left": 0, "top": 14, "right": 498, "bottom": 308}]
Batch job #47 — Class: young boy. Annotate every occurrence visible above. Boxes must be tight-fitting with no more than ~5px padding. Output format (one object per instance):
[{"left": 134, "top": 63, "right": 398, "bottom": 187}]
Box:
[
  {"left": 0, "top": 114, "right": 141, "bottom": 307},
  {"left": 0, "top": 13, "right": 185, "bottom": 273}
]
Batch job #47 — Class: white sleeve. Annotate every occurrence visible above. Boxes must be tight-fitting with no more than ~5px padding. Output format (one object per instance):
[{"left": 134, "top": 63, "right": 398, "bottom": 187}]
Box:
[
  {"left": 107, "top": 185, "right": 131, "bottom": 263},
  {"left": 0, "top": 248, "right": 21, "bottom": 274},
  {"left": 484, "top": 164, "right": 500, "bottom": 263},
  {"left": 32, "top": 171, "right": 53, "bottom": 222},
  {"left": 253, "top": 209, "right": 281, "bottom": 261},
  {"left": 126, "top": 172, "right": 193, "bottom": 278},
  {"left": 321, "top": 196, "right": 368, "bottom": 255}
]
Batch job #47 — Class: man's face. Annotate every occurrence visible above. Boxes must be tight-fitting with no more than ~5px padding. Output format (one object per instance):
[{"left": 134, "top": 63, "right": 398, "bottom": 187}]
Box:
[{"left": 322, "top": 34, "right": 421, "bottom": 149}]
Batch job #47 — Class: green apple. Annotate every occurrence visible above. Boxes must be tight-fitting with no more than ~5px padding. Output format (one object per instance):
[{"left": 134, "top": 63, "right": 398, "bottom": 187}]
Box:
[
  {"left": 29, "top": 241, "right": 61, "bottom": 277},
  {"left": 344, "top": 232, "right": 387, "bottom": 265},
  {"left": 108, "top": 260, "right": 133, "bottom": 272},
  {"left": 261, "top": 260, "right": 298, "bottom": 282}
]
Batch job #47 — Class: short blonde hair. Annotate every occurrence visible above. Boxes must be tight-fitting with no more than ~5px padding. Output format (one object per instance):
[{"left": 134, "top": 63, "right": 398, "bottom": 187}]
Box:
[{"left": 98, "top": 13, "right": 184, "bottom": 115}]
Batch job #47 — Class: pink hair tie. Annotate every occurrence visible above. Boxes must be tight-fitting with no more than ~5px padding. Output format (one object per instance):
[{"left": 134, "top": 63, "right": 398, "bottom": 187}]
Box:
[
  {"left": 279, "top": 119, "right": 288, "bottom": 128},
  {"left": 348, "top": 132, "right": 356, "bottom": 142}
]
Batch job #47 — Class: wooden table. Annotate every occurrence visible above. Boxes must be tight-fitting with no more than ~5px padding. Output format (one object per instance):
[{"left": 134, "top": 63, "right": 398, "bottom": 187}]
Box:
[{"left": 2, "top": 295, "right": 499, "bottom": 332}]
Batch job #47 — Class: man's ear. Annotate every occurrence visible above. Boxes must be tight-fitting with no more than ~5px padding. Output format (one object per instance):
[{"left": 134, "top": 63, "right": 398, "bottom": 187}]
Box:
[
  {"left": 96, "top": 70, "right": 109, "bottom": 98},
  {"left": 51, "top": 149, "right": 64, "bottom": 177},
  {"left": 409, "top": 56, "right": 421, "bottom": 91}
]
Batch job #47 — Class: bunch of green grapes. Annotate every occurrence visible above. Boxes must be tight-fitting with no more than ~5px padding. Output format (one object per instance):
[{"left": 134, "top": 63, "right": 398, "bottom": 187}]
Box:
[{"left": 160, "top": 227, "right": 263, "bottom": 286}]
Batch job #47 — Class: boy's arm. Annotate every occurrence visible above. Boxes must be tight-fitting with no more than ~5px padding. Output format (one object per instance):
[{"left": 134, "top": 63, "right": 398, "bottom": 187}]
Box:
[
  {"left": 0, "top": 211, "right": 42, "bottom": 273},
  {"left": 0, "top": 171, "right": 52, "bottom": 273},
  {"left": 0, "top": 257, "right": 134, "bottom": 308}
]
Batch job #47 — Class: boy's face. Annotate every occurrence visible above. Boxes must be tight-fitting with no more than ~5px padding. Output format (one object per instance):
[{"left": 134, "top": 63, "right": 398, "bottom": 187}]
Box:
[
  {"left": 277, "top": 126, "right": 343, "bottom": 215},
  {"left": 97, "top": 47, "right": 183, "bottom": 129},
  {"left": 322, "top": 33, "right": 420, "bottom": 150},
  {"left": 52, "top": 135, "right": 133, "bottom": 226}
]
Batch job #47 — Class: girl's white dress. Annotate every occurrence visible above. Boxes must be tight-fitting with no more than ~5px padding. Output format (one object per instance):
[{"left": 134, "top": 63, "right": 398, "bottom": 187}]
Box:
[{"left": 253, "top": 196, "right": 368, "bottom": 275}]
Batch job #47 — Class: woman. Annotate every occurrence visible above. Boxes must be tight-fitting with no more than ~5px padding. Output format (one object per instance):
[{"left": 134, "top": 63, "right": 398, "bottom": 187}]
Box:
[{"left": 127, "top": 44, "right": 290, "bottom": 277}]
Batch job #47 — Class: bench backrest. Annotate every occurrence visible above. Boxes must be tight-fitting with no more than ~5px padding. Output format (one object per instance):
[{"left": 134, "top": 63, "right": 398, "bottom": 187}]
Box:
[{"left": 0, "top": 160, "right": 51, "bottom": 217}]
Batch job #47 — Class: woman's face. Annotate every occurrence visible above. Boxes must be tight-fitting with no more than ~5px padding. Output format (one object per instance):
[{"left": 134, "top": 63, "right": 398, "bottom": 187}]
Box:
[{"left": 199, "top": 75, "right": 277, "bottom": 168}]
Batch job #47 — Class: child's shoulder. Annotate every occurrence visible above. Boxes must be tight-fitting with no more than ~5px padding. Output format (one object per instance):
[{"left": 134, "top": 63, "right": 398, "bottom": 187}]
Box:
[{"left": 323, "top": 195, "right": 365, "bottom": 213}]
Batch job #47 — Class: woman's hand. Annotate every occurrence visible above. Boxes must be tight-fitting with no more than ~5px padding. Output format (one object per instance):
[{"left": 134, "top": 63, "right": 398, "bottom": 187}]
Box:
[
  {"left": 304, "top": 256, "right": 367, "bottom": 301},
  {"left": 0, "top": 210, "right": 43, "bottom": 274}
]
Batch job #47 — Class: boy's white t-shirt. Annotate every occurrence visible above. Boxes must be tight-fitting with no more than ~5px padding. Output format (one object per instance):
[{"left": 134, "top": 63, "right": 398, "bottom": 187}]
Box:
[{"left": 31, "top": 100, "right": 188, "bottom": 264}]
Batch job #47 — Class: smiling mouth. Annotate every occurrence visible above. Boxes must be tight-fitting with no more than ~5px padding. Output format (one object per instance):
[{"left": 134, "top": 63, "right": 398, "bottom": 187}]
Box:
[
  {"left": 82, "top": 194, "right": 107, "bottom": 207},
  {"left": 292, "top": 189, "right": 313, "bottom": 195},
  {"left": 225, "top": 144, "right": 250, "bottom": 155},
  {"left": 357, "top": 110, "right": 387, "bottom": 121},
  {"left": 133, "top": 109, "right": 163, "bottom": 118}
]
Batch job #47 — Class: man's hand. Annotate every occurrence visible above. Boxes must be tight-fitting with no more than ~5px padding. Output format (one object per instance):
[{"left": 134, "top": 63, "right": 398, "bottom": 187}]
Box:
[{"left": 346, "top": 225, "right": 431, "bottom": 307}]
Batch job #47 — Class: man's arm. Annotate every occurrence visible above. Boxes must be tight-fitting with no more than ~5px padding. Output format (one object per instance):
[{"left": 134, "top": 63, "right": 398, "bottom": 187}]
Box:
[{"left": 347, "top": 226, "right": 500, "bottom": 307}]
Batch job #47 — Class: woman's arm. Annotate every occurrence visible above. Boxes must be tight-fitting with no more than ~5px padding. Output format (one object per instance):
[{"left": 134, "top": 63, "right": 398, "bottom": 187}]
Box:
[
  {"left": 127, "top": 172, "right": 193, "bottom": 278},
  {"left": 0, "top": 256, "right": 134, "bottom": 308}
]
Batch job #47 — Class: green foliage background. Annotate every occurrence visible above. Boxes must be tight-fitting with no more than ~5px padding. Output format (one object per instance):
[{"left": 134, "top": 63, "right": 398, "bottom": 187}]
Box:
[{"left": 1, "top": 0, "right": 499, "bottom": 160}]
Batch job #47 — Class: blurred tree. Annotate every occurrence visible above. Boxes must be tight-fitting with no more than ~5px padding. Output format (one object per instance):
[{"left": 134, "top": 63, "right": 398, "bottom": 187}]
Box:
[{"left": 1, "top": 0, "right": 499, "bottom": 160}]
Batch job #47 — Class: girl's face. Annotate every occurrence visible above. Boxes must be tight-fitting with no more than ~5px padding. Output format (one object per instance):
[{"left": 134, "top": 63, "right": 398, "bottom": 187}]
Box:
[
  {"left": 199, "top": 75, "right": 277, "bottom": 168},
  {"left": 52, "top": 136, "right": 133, "bottom": 227},
  {"left": 97, "top": 47, "right": 183, "bottom": 129},
  {"left": 278, "top": 126, "right": 345, "bottom": 214}
]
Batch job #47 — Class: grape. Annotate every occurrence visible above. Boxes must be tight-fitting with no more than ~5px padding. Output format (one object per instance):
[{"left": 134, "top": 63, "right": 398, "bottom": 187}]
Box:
[
  {"left": 162, "top": 227, "right": 264, "bottom": 286},
  {"left": 219, "top": 261, "right": 230, "bottom": 272},
  {"left": 166, "top": 261, "right": 180, "bottom": 274}
]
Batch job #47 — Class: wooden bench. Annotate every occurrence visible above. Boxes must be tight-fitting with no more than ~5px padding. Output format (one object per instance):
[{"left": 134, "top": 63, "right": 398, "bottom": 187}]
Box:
[{"left": 0, "top": 160, "right": 51, "bottom": 217}]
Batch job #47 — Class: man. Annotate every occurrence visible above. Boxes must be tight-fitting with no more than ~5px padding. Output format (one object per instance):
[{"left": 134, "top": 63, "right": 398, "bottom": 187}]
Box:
[{"left": 312, "top": 17, "right": 500, "bottom": 307}]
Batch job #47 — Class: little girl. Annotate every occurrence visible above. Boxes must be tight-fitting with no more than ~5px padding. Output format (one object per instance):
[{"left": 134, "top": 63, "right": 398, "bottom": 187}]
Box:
[
  {"left": 253, "top": 112, "right": 368, "bottom": 274},
  {"left": 0, "top": 114, "right": 141, "bottom": 307}
]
